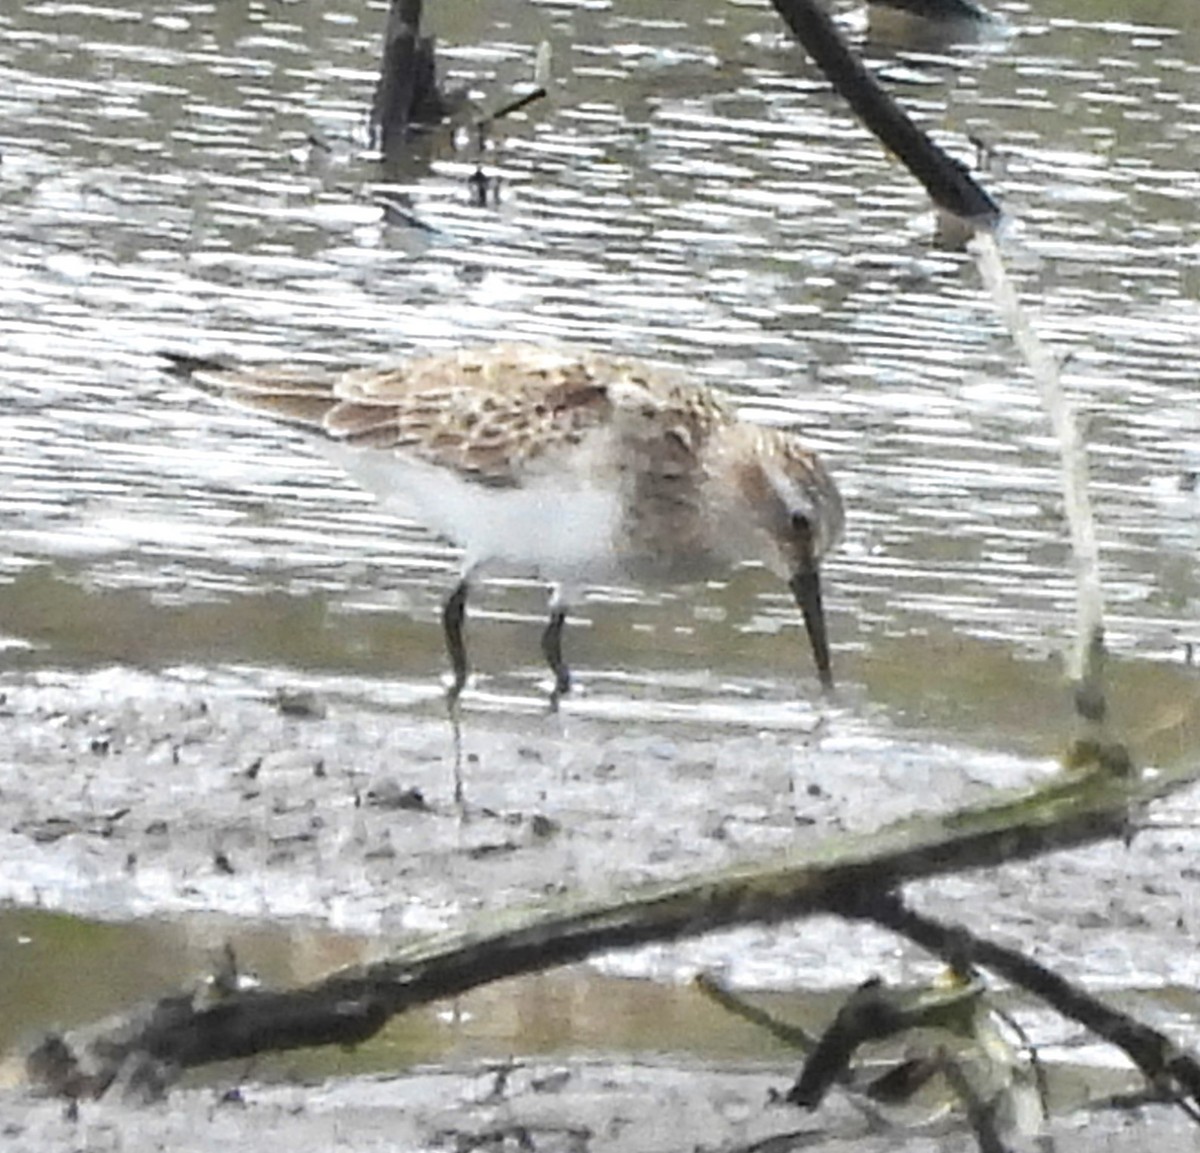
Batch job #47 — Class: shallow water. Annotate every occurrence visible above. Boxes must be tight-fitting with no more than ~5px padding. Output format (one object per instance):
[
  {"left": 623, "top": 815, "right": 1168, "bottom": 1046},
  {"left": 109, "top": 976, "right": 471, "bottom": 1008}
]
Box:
[
  {"left": 2, "top": 0, "right": 1198, "bottom": 737},
  {"left": 0, "top": 907, "right": 1153, "bottom": 1108},
  {"left": 2, "top": 0, "right": 1200, "bottom": 1124}
]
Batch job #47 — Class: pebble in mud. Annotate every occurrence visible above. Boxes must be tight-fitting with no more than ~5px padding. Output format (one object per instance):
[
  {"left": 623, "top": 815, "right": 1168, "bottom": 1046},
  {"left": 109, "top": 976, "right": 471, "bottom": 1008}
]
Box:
[{"left": 364, "top": 778, "right": 429, "bottom": 812}]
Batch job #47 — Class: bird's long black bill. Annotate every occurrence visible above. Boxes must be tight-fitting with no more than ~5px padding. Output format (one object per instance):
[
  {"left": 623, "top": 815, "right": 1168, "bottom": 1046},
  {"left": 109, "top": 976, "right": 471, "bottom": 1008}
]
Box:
[{"left": 789, "top": 569, "right": 834, "bottom": 692}]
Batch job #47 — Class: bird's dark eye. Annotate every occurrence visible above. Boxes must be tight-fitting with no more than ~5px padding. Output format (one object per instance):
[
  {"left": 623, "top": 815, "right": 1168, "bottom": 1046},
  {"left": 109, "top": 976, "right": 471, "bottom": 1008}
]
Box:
[{"left": 791, "top": 511, "right": 815, "bottom": 554}]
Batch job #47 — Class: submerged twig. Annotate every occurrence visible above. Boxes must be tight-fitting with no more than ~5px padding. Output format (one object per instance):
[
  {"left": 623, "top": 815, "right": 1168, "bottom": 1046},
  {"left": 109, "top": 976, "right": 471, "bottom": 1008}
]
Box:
[
  {"left": 475, "top": 83, "right": 549, "bottom": 139},
  {"left": 370, "top": 0, "right": 462, "bottom": 160},
  {"left": 694, "top": 972, "right": 819, "bottom": 1054},
  {"left": 468, "top": 41, "right": 551, "bottom": 204},
  {"left": 970, "top": 232, "right": 1125, "bottom": 769}
]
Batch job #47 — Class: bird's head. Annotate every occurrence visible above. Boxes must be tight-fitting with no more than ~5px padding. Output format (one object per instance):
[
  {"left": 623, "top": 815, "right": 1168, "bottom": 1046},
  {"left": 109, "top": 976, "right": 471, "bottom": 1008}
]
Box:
[{"left": 743, "top": 430, "right": 844, "bottom": 691}]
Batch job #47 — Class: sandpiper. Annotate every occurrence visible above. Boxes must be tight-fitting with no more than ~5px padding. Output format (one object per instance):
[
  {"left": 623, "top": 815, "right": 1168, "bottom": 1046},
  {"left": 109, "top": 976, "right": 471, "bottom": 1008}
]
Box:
[{"left": 167, "top": 343, "right": 844, "bottom": 703}]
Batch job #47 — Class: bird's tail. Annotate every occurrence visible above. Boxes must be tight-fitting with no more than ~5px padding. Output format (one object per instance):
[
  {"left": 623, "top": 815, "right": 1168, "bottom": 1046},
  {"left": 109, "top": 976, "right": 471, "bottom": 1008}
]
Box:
[
  {"left": 161, "top": 350, "right": 233, "bottom": 379},
  {"left": 161, "top": 352, "right": 340, "bottom": 430}
]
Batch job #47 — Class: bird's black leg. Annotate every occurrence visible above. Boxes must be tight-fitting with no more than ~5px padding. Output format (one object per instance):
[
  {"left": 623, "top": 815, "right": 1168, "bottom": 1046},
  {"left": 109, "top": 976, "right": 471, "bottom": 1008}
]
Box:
[
  {"left": 442, "top": 578, "right": 470, "bottom": 704},
  {"left": 541, "top": 604, "right": 571, "bottom": 710}
]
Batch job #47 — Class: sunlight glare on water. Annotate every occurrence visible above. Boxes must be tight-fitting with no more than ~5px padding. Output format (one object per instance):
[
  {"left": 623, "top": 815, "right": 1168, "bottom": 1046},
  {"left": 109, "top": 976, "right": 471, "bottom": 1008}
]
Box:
[{"left": 0, "top": 0, "right": 1198, "bottom": 740}]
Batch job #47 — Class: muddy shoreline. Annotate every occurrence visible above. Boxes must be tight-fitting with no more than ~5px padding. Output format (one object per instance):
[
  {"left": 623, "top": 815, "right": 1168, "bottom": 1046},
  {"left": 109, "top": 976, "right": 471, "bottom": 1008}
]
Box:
[{"left": 1, "top": 666, "right": 1197, "bottom": 1147}]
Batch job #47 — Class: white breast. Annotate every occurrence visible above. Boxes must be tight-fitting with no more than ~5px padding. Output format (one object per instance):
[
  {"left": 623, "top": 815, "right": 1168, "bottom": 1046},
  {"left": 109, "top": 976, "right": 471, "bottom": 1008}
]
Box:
[{"left": 318, "top": 439, "right": 624, "bottom": 583}]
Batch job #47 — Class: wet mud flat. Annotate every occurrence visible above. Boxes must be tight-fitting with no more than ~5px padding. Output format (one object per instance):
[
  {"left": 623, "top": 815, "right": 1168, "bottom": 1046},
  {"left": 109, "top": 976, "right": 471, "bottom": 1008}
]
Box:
[
  {"left": 0, "top": 664, "right": 1057, "bottom": 936},
  {"left": 3, "top": 1056, "right": 1197, "bottom": 1153},
  {"left": 0, "top": 662, "right": 1080, "bottom": 940},
  {"left": 1, "top": 665, "right": 1199, "bottom": 1151}
]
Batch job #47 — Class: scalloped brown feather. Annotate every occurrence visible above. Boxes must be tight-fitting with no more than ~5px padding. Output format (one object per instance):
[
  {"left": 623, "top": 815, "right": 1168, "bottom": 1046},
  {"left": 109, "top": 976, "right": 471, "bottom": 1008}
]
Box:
[{"left": 178, "top": 344, "right": 730, "bottom": 489}]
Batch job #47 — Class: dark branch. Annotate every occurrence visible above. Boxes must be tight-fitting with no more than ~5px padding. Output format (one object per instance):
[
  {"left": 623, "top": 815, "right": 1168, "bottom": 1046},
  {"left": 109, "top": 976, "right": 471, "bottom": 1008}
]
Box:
[
  {"left": 370, "top": 0, "right": 459, "bottom": 159},
  {"left": 848, "top": 890, "right": 1200, "bottom": 1120},
  {"left": 768, "top": 0, "right": 1001, "bottom": 225},
  {"left": 28, "top": 766, "right": 1181, "bottom": 1099}
]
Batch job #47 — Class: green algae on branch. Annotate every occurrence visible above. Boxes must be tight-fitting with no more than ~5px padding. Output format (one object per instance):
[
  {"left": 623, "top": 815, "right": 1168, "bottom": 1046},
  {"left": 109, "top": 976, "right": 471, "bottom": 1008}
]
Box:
[{"left": 25, "top": 757, "right": 1195, "bottom": 1103}]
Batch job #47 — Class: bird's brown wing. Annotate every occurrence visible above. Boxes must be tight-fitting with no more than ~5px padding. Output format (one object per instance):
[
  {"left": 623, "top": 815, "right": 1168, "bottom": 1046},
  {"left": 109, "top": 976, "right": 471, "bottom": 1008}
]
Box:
[{"left": 170, "top": 345, "right": 616, "bottom": 487}]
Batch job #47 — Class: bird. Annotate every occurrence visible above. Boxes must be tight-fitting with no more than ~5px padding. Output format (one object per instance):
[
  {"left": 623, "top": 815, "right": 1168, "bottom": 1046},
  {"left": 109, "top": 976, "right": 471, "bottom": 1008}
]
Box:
[{"left": 166, "top": 342, "right": 844, "bottom": 706}]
